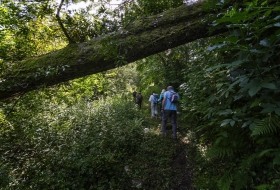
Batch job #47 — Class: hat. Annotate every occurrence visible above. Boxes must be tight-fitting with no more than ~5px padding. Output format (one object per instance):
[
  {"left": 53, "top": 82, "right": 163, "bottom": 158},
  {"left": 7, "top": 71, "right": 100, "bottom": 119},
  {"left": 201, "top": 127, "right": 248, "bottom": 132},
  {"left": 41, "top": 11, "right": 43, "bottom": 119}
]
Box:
[{"left": 161, "top": 89, "right": 166, "bottom": 93}]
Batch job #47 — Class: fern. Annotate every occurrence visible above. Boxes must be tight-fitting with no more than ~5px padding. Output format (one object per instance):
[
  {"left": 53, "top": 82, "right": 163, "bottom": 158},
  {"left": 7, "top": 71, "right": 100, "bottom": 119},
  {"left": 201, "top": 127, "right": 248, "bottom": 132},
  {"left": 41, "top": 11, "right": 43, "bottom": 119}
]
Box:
[
  {"left": 251, "top": 116, "right": 280, "bottom": 136},
  {"left": 233, "top": 171, "right": 249, "bottom": 190},
  {"left": 255, "top": 184, "right": 274, "bottom": 190},
  {"left": 207, "top": 146, "right": 234, "bottom": 158},
  {"left": 217, "top": 172, "right": 233, "bottom": 190}
]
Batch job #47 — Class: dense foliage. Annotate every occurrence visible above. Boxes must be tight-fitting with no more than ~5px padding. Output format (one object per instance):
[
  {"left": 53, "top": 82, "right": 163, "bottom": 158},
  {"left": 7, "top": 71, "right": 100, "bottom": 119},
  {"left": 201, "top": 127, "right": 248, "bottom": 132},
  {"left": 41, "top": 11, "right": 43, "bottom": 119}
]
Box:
[
  {"left": 0, "top": 88, "right": 186, "bottom": 189},
  {"left": 135, "top": 0, "right": 280, "bottom": 189},
  {"left": 178, "top": 0, "right": 280, "bottom": 189},
  {"left": 1, "top": 0, "right": 280, "bottom": 189}
]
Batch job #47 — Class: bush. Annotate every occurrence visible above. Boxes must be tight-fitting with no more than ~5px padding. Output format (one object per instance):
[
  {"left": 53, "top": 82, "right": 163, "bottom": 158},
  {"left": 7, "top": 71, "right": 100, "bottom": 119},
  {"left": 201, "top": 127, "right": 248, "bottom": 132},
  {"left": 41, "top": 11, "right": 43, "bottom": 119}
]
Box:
[{"left": 0, "top": 97, "right": 145, "bottom": 189}]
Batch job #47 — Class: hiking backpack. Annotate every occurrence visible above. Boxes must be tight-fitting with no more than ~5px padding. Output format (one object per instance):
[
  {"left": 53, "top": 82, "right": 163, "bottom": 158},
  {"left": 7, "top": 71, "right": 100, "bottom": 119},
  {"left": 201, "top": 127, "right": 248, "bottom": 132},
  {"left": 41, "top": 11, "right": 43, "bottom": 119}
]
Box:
[
  {"left": 153, "top": 94, "right": 158, "bottom": 105},
  {"left": 170, "top": 92, "right": 179, "bottom": 103}
]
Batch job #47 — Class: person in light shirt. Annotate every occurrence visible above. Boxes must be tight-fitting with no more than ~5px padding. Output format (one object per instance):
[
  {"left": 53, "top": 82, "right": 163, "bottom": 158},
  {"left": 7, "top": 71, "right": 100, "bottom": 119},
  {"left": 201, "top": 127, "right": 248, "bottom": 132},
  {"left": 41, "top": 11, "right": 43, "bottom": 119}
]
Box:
[{"left": 148, "top": 91, "right": 158, "bottom": 118}]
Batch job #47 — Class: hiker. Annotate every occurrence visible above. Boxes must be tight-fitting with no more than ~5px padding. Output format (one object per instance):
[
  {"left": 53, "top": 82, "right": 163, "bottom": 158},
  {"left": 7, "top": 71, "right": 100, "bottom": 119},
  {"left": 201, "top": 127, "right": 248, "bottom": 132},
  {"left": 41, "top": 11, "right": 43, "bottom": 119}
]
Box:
[
  {"left": 136, "top": 92, "right": 143, "bottom": 109},
  {"left": 158, "top": 89, "right": 166, "bottom": 119},
  {"left": 161, "top": 86, "right": 179, "bottom": 139},
  {"left": 133, "top": 90, "right": 137, "bottom": 103},
  {"left": 149, "top": 91, "right": 158, "bottom": 118}
]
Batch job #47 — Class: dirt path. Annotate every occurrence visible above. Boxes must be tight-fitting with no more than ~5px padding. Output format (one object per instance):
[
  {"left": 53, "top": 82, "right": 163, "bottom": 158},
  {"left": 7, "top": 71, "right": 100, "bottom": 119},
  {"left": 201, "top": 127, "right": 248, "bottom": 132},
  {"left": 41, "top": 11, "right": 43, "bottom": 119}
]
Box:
[
  {"left": 171, "top": 141, "right": 195, "bottom": 190},
  {"left": 145, "top": 115, "right": 195, "bottom": 190}
]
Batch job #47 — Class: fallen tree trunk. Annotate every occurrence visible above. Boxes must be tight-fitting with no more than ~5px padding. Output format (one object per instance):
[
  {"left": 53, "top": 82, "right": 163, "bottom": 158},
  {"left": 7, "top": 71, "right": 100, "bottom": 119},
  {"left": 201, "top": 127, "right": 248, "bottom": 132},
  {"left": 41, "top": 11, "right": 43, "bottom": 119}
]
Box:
[{"left": 0, "top": 1, "right": 228, "bottom": 101}]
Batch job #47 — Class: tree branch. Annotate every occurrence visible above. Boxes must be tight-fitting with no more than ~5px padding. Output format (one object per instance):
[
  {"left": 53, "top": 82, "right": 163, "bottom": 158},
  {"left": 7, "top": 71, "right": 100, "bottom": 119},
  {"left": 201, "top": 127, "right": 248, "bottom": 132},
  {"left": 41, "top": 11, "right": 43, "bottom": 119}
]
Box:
[
  {"left": 0, "top": 1, "right": 230, "bottom": 101},
  {"left": 56, "top": 0, "right": 75, "bottom": 44}
]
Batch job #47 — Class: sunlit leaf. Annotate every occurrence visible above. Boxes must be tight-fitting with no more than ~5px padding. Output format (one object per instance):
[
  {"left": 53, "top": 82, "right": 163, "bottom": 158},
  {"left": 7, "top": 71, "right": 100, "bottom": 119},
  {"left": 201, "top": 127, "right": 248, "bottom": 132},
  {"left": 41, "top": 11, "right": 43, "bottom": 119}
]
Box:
[
  {"left": 219, "top": 109, "right": 232, "bottom": 115},
  {"left": 221, "top": 119, "right": 232, "bottom": 126},
  {"left": 259, "top": 38, "right": 272, "bottom": 47}
]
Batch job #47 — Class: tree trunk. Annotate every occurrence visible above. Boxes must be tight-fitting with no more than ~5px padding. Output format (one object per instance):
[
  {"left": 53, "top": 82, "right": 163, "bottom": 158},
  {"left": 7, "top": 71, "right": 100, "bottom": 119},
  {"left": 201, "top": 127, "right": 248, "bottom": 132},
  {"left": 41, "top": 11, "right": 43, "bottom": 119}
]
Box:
[{"left": 0, "top": 1, "right": 229, "bottom": 101}]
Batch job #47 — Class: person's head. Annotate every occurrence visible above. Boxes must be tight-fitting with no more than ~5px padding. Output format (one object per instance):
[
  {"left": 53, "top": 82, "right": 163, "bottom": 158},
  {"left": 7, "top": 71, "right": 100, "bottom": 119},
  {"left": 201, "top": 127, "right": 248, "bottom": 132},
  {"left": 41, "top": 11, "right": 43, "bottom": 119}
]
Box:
[
  {"left": 167, "top": 86, "right": 174, "bottom": 91},
  {"left": 161, "top": 89, "right": 166, "bottom": 94}
]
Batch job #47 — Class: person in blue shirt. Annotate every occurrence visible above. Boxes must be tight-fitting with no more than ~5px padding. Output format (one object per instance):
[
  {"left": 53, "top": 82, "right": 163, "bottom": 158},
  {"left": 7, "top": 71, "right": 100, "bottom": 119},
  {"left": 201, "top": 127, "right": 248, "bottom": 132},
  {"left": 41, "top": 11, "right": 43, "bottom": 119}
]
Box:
[{"left": 161, "top": 86, "right": 179, "bottom": 139}]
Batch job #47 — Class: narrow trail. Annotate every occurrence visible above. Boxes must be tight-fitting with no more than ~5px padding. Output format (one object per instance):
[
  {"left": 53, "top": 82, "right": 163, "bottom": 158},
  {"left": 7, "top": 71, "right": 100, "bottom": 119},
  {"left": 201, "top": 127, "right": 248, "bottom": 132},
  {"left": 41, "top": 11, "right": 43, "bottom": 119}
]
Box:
[
  {"left": 144, "top": 112, "right": 195, "bottom": 190},
  {"left": 172, "top": 141, "right": 195, "bottom": 190}
]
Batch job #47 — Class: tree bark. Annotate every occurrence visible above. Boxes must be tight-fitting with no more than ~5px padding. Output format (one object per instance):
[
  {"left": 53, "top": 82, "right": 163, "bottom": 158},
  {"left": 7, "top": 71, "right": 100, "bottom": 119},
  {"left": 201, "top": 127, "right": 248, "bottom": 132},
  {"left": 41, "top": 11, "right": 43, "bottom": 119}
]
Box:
[{"left": 0, "top": 1, "right": 229, "bottom": 101}]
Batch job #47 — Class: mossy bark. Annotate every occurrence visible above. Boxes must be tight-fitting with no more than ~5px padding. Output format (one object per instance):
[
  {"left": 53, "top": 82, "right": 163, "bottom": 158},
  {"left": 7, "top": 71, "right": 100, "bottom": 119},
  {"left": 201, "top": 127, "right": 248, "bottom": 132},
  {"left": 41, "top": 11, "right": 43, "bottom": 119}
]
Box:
[{"left": 0, "top": 1, "right": 229, "bottom": 101}]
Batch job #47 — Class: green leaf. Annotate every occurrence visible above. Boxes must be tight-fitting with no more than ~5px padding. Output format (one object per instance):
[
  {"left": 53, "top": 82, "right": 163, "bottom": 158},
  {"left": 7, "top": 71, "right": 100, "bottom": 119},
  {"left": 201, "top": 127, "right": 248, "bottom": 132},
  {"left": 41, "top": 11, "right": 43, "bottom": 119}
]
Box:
[
  {"left": 241, "top": 123, "right": 247, "bottom": 128},
  {"left": 250, "top": 98, "right": 261, "bottom": 108},
  {"left": 228, "top": 36, "right": 239, "bottom": 43},
  {"left": 275, "top": 108, "right": 280, "bottom": 116},
  {"left": 273, "top": 154, "right": 280, "bottom": 165},
  {"left": 225, "top": 91, "right": 229, "bottom": 98},
  {"left": 248, "top": 85, "right": 261, "bottom": 97},
  {"left": 260, "top": 82, "right": 277, "bottom": 89},
  {"left": 250, "top": 49, "right": 263, "bottom": 53},
  {"left": 273, "top": 7, "right": 280, "bottom": 11},
  {"left": 219, "top": 109, "right": 232, "bottom": 115},
  {"left": 264, "top": 10, "right": 271, "bottom": 18},
  {"left": 259, "top": 38, "right": 272, "bottom": 47},
  {"left": 258, "top": 148, "right": 279, "bottom": 157},
  {"left": 274, "top": 15, "right": 280, "bottom": 20},
  {"left": 232, "top": 116, "right": 238, "bottom": 121},
  {"left": 261, "top": 1, "right": 267, "bottom": 6},
  {"left": 249, "top": 122, "right": 256, "bottom": 130},
  {"left": 220, "top": 131, "right": 228, "bottom": 137},
  {"left": 221, "top": 119, "right": 232, "bottom": 126},
  {"left": 228, "top": 59, "right": 245, "bottom": 67},
  {"left": 207, "top": 43, "right": 226, "bottom": 51},
  {"left": 241, "top": 120, "right": 253, "bottom": 128},
  {"left": 261, "top": 107, "right": 275, "bottom": 113},
  {"left": 216, "top": 83, "right": 224, "bottom": 90},
  {"left": 230, "top": 120, "right": 235, "bottom": 126},
  {"left": 206, "top": 64, "right": 227, "bottom": 72}
]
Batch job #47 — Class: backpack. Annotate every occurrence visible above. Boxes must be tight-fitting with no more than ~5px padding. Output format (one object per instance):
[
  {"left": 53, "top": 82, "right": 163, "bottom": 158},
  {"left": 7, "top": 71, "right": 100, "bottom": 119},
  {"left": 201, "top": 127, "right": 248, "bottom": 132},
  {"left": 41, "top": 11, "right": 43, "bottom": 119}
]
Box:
[
  {"left": 137, "top": 94, "right": 143, "bottom": 102},
  {"left": 170, "top": 92, "right": 179, "bottom": 103},
  {"left": 153, "top": 94, "right": 158, "bottom": 105}
]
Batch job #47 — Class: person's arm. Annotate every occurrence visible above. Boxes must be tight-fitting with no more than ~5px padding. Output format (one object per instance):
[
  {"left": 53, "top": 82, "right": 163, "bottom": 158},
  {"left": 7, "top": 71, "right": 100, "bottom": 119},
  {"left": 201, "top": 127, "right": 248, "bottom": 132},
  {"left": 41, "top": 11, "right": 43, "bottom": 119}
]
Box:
[
  {"left": 158, "top": 94, "right": 163, "bottom": 102},
  {"left": 161, "top": 97, "right": 166, "bottom": 111}
]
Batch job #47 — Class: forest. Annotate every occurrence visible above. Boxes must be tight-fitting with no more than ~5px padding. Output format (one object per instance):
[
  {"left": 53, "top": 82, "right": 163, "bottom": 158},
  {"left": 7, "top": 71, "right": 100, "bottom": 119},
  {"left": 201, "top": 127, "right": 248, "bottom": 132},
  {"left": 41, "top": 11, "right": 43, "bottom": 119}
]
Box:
[{"left": 0, "top": 0, "right": 280, "bottom": 189}]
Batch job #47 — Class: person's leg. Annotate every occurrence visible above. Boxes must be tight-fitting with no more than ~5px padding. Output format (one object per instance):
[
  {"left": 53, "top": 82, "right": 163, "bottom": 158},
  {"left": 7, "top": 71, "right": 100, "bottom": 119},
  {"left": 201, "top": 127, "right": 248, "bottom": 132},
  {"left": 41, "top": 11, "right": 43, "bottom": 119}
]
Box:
[
  {"left": 155, "top": 104, "right": 158, "bottom": 117},
  {"left": 171, "top": 110, "right": 177, "bottom": 139},
  {"left": 161, "top": 110, "right": 170, "bottom": 136},
  {"left": 159, "top": 104, "right": 162, "bottom": 118},
  {"left": 151, "top": 104, "right": 154, "bottom": 117}
]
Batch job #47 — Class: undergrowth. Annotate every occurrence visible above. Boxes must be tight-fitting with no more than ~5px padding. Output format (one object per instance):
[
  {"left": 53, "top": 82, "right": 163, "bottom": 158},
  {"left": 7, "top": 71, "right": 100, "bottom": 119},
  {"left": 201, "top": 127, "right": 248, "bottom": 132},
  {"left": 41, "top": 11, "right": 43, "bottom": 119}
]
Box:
[{"left": 0, "top": 94, "right": 189, "bottom": 189}]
